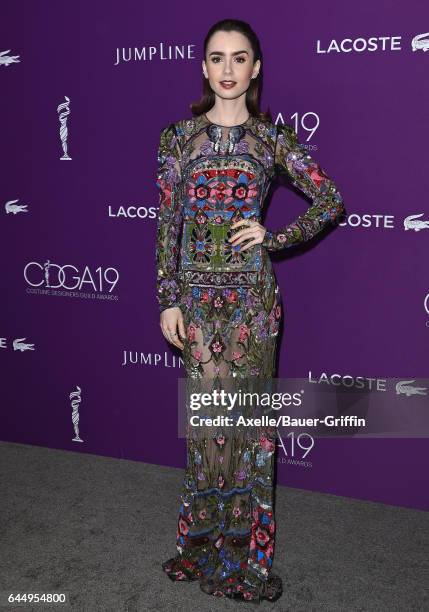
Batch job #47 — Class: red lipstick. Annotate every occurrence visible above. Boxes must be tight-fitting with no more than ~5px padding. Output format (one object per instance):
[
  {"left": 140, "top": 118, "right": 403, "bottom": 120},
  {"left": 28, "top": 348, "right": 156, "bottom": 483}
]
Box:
[{"left": 220, "top": 81, "right": 236, "bottom": 89}]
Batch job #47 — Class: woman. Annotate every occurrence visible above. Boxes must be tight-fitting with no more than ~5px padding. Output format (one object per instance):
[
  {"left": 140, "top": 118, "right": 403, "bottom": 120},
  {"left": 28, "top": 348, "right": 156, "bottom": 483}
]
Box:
[{"left": 155, "top": 18, "right": 345, "bottom": 603}]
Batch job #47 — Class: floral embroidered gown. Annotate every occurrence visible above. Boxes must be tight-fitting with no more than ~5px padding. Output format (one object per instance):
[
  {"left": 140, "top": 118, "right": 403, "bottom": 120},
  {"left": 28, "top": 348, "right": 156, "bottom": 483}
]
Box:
[{"left": 155, "top": 113, "right": 345, "bottom": 603}]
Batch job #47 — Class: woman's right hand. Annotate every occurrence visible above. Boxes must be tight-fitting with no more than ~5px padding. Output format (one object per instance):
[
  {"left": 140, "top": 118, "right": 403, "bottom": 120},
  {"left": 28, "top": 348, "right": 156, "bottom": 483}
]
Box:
[{"left": 160, "top": 306, "right": 186, "bottom": 350}]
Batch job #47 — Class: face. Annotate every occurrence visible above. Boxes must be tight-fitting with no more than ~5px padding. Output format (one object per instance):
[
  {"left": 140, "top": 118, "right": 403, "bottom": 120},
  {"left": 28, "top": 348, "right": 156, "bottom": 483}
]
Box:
[{"left": 202, "top": 30, "right": 260, "bottom": 100}]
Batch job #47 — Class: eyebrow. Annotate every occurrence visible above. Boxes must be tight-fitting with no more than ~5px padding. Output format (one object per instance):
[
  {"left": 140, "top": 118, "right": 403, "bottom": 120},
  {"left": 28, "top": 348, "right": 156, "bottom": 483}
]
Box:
[{"left": 208, "top": 50, "right": 249, "bottom": 56}]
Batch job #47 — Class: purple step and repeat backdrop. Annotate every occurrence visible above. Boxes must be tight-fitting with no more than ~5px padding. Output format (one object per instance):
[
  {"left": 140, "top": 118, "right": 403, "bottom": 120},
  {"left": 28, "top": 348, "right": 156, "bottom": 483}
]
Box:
[{"left": 1, "top": 1, "right": 428, "bottom": 511}]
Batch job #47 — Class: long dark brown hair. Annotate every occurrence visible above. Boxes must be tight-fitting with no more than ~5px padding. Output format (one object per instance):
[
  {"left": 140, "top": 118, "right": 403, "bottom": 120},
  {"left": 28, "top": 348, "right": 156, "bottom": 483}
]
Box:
[{"left": 190, "top": 19, "right": 272, "bottom": 123}]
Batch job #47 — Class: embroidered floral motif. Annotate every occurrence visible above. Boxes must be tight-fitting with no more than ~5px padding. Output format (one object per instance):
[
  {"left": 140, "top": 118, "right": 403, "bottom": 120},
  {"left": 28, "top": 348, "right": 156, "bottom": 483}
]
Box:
[
  {"left": 156, "top": 114, "right": 345, "bottom": 603},
  {"left": 261, "top": 123, "right": 345, "bottom": 250}
]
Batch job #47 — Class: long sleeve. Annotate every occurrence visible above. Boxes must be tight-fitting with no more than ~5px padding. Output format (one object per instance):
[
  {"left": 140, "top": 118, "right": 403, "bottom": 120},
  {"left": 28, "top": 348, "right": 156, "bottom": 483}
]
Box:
[
  {"left": 262, "top": 122, "right": 345, "bottom": 251},
  {"left": 155, "top": 123, "right": 183, "bottom": 312}
]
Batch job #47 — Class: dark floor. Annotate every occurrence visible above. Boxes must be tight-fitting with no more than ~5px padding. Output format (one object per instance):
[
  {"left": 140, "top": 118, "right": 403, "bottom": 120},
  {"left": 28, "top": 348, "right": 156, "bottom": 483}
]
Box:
[{"left": 0, "top": 441, "right": 427, "bottom": 611}]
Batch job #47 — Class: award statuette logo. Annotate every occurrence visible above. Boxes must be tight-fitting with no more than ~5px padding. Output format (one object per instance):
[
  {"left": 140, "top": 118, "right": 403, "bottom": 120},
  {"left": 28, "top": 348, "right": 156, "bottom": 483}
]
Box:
[
  {"left": 70, "top": 386, "right": 83, "bottom": 443},
  {"left": 57, "top": 96, "right": 72, "bottom": 160}
]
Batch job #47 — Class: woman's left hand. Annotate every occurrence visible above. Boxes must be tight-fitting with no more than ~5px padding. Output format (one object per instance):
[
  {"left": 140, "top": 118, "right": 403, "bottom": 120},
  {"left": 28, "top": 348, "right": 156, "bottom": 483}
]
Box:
[{"left": 228, "top": 219, "right": 267, "bottom": 251}]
